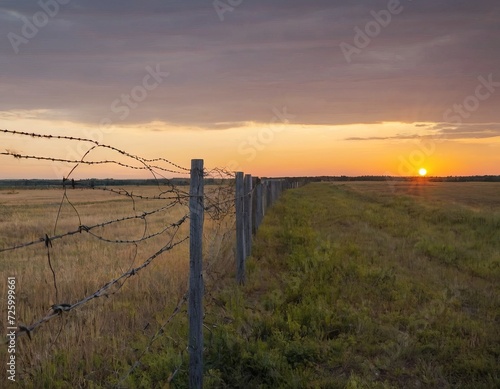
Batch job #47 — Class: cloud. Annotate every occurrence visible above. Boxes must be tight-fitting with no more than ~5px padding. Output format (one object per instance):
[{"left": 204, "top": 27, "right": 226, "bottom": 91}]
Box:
[
  {"left": 432, "top": 123, "right": 500, "bottom": 139},
  {"left": 345, "top": 123, "right": 500, "bottom": 141},
  {"left": 0, "top": 0, "right": 499, "bottom": 128}
]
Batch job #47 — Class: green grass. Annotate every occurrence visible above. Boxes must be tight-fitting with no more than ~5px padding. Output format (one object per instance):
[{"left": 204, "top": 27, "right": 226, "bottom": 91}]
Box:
[{"left": 186, "top": 182, "right": 500, "bottom": 388}]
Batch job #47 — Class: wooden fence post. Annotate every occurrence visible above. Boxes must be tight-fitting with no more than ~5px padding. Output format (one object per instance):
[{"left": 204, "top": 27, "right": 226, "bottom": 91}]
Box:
[
  {"left": 261, "top": 180, "right": 267, "bottom": 216},
  {"left": 251, "top": 177, "right": 257, "bottom": 235},
  {"left": 255, "top": 179, "right": 263, "bottom": 231},
  {"left": 244, "top": 174, "right": 253, "bottom": 258},
  {"left": 189, "top": 159, "right": 204, "bottom": 388},
  {"left": 266, "top": 180, "right": 272, "bottom": 209},
  {"left": 235, "top": 172, "right": 246, "bottom": 284},
  {"left": 271, "top": 180, "right": 275, "bottom": 205}
]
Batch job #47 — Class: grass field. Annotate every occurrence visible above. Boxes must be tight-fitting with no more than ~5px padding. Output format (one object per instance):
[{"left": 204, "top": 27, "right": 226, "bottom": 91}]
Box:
[
  {"left": 1, "top": 181, "right": 499, "bottom": 388},
  {"left": 198, "top": 181, "right": 499, "bottom": 388},
  {"left": 0, "top": 186, "right": 234, "bottom": 388}
]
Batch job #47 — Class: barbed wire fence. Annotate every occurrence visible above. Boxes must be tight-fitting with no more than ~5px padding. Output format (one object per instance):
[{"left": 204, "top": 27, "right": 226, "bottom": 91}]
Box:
[{"left": 0, "top": 129, "right": 299, "bottom": 387}]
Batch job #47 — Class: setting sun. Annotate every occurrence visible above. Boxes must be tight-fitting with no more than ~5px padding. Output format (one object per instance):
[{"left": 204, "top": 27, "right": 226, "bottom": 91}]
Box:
[{"left": 419, "top": 168, "right": 428, "bottom": 177}]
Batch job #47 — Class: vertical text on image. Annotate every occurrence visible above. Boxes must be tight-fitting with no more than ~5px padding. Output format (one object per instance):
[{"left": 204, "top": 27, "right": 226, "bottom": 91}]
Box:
[{"left": 6, "top": 276, "right": 17, "bottom": 382}]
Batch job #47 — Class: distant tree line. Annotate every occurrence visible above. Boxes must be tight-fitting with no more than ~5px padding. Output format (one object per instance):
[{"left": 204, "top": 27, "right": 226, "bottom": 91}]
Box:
[
  {"left": 286, "top": 175, "right": 500, "bottom": 183},
  {"left": 0, "top": 178, "right": 189, "bottom": 189},
  {"left": 1, "top": 175, "right": 499, "bottom": 189},
  {"left": 428, "top": 175, "right": 500, "bottom": 182}
]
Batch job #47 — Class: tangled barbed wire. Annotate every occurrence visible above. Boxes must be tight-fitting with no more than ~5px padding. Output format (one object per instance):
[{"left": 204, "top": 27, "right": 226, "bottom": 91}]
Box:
[
  {"left": 1, "top": 129, "right": 190, "bottom": 176},
  {"left": 0, "top": 129, "right": 238, "bottom": 385},
  {"left": 19, "top": 231, "right": 188, "bottom": 339}
]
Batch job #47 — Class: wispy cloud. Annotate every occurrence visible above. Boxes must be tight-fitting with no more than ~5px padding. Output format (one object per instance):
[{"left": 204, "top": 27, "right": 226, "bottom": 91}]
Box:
[{"left": 345, "top": 123, "right": 500, "bottom": 141}]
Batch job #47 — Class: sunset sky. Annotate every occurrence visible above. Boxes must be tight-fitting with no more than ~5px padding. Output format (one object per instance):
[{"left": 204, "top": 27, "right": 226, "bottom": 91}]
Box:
[{"left": 1, "top": 0, "right": 499, "bottom": 179}]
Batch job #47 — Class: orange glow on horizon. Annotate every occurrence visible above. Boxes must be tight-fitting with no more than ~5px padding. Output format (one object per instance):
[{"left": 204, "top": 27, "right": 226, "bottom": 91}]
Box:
[{"left": 0, "top": 117, "right": 498, "bottom": 179}]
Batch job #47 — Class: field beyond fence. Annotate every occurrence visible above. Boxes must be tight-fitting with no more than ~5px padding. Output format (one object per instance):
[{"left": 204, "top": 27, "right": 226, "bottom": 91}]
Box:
[{"left": 208, "top": 181, "right": 499, "bottom": 388}]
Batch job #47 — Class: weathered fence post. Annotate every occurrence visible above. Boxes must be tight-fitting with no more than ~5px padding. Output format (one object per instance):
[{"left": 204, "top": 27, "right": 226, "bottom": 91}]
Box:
[
  {"left": 189, "top": 159, "right": 204, "bottom": 388},
  {"left": 244, "top": 174, "right": 253, "bottom": 258},
  {"left": 251, "top": 177, "right": 258, "bottom": 235},
  {"left": 255, "top": 178, "right": 263, "bottom": 231},
  {"left": 266, "top": 179, "right": 272, "bottom": 210},
  {"left": 235, "top": 172, "right": 246, "bottom": 284}
]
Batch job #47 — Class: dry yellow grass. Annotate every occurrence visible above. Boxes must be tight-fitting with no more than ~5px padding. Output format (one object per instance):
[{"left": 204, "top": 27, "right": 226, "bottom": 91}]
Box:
[{"left": 0, "top": 186, "right": 235, "bottom": 386}]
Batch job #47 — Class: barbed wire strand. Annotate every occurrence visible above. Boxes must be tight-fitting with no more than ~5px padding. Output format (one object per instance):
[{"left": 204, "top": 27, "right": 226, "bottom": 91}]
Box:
[
  {"left": 74, "top": 184, "right": 190, "bottom": 203},
  {"left": 0, "top": 202, "right": 182, "bottom": 253},
  {"left": 44, "top": 235, "right": 58, "bottom": 302},
  {"left": 17, "top": 231, "right": 189, "bottom": 339},
  {"left": 53, "top": 187, "right": 82, "bottom": 235},
  {"left": 86, "top": 214, "right": 189, "bottom": 244},
  {"left": 1, "top": 129, "right": 190, "bottom": 172}
]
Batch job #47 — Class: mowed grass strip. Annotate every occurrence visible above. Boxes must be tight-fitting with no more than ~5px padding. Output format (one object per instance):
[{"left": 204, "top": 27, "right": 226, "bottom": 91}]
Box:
[{"left": 198, "top": 182, "right": 499, "bottom": 388}]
